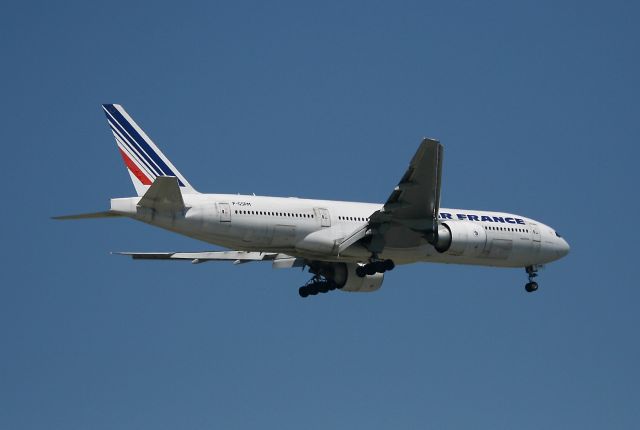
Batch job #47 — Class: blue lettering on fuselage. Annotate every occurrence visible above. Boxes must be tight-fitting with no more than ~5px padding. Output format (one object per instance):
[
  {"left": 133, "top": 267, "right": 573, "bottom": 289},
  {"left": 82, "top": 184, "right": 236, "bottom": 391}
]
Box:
[{"left": 438, "top": 212, "right": 525, "bottom": 225}]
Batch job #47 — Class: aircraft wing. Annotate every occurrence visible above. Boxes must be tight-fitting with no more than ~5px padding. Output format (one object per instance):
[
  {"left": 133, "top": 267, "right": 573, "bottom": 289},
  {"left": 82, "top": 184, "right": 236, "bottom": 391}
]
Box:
[
  {"left": 114, "top": 250, "right": 304, "bottom": 269},
  {"left": 367, "top": 138, "right": 444, "bottom": 252}
]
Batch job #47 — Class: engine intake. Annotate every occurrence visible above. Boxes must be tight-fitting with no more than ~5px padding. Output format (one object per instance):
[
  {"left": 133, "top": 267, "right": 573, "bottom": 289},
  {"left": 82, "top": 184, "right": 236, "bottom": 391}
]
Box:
[
  {"left": 431, "top": 221, "right": 488, "bottom": 257},
  {"left": 312, "top": 262, "right": 384, "bottom": 293}
]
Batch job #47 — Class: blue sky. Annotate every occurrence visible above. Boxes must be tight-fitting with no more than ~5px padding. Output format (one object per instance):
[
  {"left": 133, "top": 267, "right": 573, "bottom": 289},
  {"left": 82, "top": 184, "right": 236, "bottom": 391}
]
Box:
[{"left": 2, "top": 1, "right": 639, "bottom": 428}]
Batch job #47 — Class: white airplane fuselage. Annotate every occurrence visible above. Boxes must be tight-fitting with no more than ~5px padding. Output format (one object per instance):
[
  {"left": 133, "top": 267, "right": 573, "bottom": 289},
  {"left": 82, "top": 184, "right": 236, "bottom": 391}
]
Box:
[
  {"left": 56, "top": 104, "right": 570, "bottom": 296},
  {"left": 110, "top": 193, "right": 570, "bottom": 268}
]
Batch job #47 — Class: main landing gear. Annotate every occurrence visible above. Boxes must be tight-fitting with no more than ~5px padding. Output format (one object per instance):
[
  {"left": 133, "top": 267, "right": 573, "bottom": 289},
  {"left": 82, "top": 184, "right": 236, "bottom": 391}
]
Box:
[
  {"left": 355, "top": 259, "right": 395, "bottom": 277},
  {"left": 299, "top": 275, "right": 340, "bottom": 298},
  {"left": 525, "top": 265, "right": 539, "bottom": 293}
]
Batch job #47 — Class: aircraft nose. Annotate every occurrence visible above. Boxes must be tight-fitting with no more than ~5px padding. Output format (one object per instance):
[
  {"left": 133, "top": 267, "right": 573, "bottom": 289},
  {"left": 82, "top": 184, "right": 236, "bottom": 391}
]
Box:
[{"left": 558, "top": 238, "right": 570, "bottom": 258}]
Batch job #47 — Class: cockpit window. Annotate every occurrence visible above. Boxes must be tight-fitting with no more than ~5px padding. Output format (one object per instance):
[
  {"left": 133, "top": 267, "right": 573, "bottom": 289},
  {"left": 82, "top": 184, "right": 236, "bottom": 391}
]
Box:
[{"left": 555, "top": 231, "right": 562, "bottom": 238}]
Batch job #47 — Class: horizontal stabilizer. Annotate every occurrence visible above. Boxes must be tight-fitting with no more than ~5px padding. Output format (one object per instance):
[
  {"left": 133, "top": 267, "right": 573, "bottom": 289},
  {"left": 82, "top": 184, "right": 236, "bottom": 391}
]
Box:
[
  {"left": 52, "top": 211, "right": 122, "bottom": 220},
  {"left": 138, "top": 176, "right": 185, "bottom": 212},
  {"left": 113, "top": 250, "right": 299, "bottom": 266}
]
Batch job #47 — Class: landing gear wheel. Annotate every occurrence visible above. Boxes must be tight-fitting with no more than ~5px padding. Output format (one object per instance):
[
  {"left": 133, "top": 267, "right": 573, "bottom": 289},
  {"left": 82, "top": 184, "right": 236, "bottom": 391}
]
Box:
[
  {"left": 356, "top": 266, "right": 366, "bottom": 278},
  {"left": 365, "top": 264, "right": 377, "bottom": 276},
  {"left": 524, "top": 265, "right": 541, "bottom": 293},
  {"left": 383, "top": 259, "right": 395, "bottom": 271},
  {"left": 299, "top": 287, "right": 309, "bottom": 298}
]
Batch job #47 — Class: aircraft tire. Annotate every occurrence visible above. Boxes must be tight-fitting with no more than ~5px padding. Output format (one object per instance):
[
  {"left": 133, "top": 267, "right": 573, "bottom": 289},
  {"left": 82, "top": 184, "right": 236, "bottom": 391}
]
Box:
[{"left": 525, "top": 282, "right": 538, "bottom": 293}]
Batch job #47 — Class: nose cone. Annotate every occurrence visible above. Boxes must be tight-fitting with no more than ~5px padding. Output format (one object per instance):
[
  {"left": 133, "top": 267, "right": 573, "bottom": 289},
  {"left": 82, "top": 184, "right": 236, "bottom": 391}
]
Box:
[{"left": 558, "top": 237, "right": 570, "bottom": 258}]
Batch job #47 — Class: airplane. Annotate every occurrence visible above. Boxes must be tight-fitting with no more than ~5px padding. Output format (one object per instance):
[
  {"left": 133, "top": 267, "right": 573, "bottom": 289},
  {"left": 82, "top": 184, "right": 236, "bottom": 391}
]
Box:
[{"left": 54, "top": 104, "right": 570, "bottom": 297}]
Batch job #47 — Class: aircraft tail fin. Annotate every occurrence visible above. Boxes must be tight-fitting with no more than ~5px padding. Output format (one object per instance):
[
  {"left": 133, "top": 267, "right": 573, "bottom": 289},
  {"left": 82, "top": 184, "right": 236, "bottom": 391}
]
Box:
[{"left": 101, "top": 104, "right": 198, "bottom": 196}]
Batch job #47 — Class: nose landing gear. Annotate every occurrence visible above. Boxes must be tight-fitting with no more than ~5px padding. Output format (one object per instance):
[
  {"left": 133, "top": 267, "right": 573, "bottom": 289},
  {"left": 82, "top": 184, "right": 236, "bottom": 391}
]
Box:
[{"left": 525, "top": 265, "right": 540, "bottom": 293}]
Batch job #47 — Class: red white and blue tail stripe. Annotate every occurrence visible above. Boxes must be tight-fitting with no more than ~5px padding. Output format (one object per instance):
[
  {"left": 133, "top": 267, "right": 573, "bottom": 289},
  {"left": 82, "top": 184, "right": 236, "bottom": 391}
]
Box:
[{"left": 102, "top": 104, "right": 197, "bottom": 196}]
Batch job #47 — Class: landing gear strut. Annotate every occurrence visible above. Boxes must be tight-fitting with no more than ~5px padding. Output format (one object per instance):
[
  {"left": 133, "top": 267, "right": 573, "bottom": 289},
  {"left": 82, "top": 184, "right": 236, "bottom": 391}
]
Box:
[
  {"left": 298, "top": 275, "right": 339, "bottom": 298},
  {"left": 525, "top": 265, "right": 539, "bottom": 293},
  {"left": 355, "top": 259, "right": 395, "bottom": 277}
]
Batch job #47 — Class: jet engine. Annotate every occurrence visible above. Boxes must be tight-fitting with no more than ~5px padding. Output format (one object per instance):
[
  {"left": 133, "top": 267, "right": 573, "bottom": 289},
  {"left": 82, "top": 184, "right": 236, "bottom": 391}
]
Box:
[
  {"left": 431, "top": 221, "right": 488, "bottom": 257},
  {"left": 311, "top": 262, "right": 384, "bottom": 293}
]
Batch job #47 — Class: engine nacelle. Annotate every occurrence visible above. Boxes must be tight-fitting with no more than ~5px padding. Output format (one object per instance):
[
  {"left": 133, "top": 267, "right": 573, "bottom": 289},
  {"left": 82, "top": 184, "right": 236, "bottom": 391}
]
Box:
[
  {"left": 317, "top": 262, "right": 384, "bottom": 293},
  {"left": 431, "top": 221, "right": 488, "bottom": 257}
]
